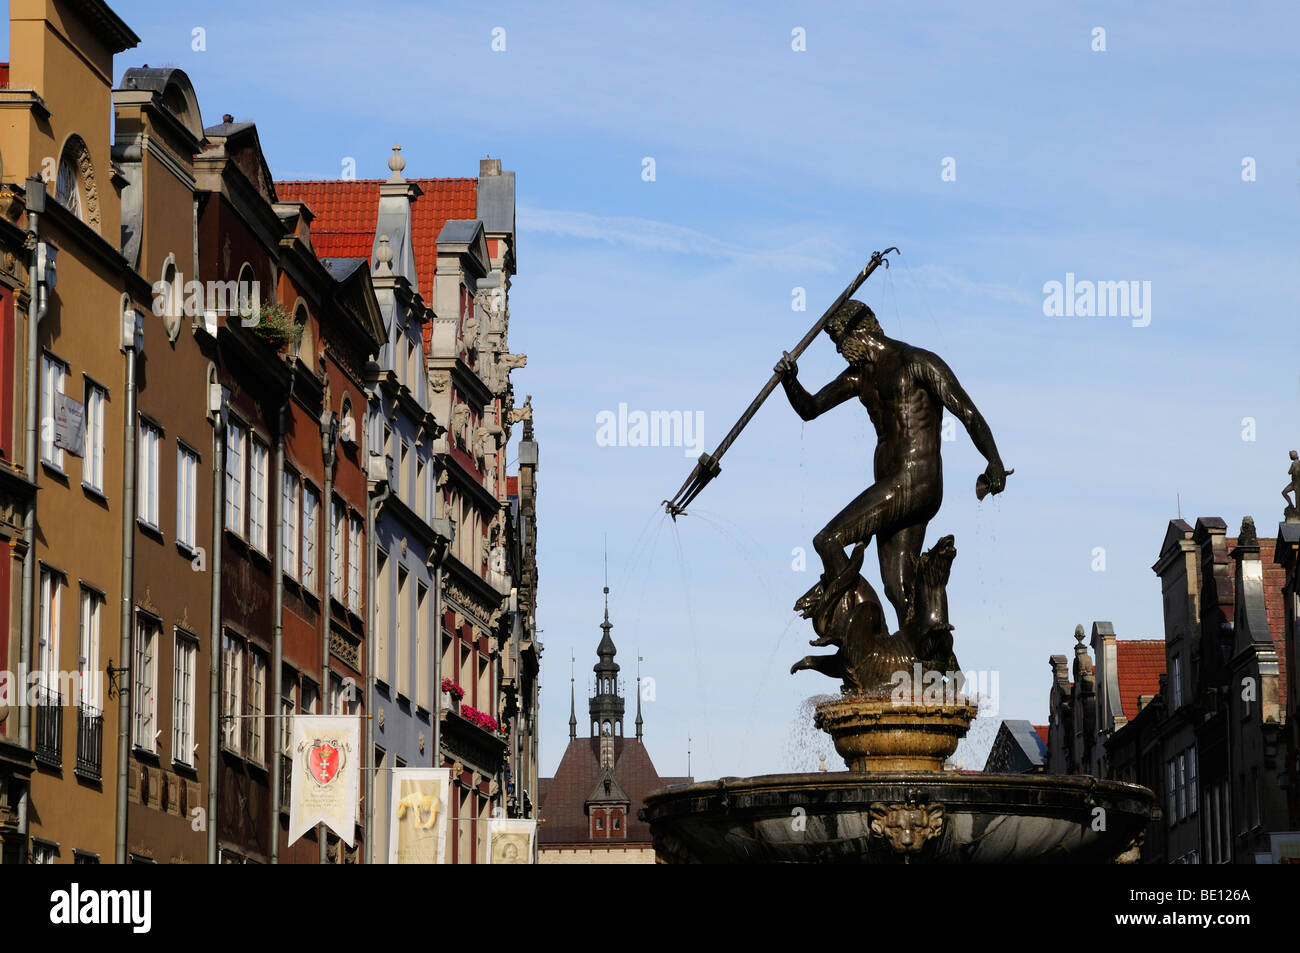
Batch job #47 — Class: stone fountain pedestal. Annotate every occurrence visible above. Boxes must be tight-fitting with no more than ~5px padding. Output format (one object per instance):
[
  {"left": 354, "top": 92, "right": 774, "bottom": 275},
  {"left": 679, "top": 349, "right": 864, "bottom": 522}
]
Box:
[{"left": 642, "top": 696, "right": 1156, "bottom": 864}]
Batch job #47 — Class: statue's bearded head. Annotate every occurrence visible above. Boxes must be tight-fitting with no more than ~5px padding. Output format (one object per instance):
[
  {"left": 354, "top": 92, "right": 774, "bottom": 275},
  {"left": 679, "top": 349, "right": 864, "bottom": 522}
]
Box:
[{"left": 826, "top": 300, "right": 882, "bottom": 363}]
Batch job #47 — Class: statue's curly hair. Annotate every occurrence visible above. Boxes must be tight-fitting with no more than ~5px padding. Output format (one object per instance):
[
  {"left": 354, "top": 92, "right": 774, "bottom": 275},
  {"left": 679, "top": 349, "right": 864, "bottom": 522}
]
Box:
[{"left": 825, "top": 299, "right": 881, "bottom": 339}]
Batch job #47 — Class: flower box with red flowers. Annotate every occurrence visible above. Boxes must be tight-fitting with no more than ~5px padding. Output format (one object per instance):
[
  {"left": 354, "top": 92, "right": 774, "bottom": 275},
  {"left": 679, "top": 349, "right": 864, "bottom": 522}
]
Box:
[{"left": 458, "top": 705, "right": 501, "bottom": 734}]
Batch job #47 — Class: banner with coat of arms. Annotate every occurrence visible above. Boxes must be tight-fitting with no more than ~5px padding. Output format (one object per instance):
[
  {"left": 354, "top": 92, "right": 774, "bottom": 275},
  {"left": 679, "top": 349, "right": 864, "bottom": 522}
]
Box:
[
  {"left": 288, "top": 714, "right": 360, "bottom": 847},
  {"left": 486, "top": 817, "right": 536, "bottom": 865},
  {"left": 388, "top": 767, "right": 451, "bottom": 864}
]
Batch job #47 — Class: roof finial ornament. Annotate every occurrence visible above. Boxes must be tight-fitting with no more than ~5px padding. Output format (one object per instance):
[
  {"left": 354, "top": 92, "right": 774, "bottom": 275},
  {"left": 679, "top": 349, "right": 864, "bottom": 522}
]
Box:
[
  {"left": 374, "top": 234, "right": 394, "bottom": 276},
  {"left": 387, "top": 143, "right": 406, "bottom": 183},
  {"left": 569, "top": 650, "right": 577, "bottom": 741}
]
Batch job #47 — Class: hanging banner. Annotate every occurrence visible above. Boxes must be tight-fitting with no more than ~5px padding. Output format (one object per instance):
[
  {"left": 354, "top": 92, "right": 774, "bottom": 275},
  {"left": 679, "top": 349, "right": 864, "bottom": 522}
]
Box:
[
  {"left": 388, "top": 767, "right": 451, "bottom": 864},
  {"left": 288, "top": 714, "right": 360, "bottom": 847},
  {"left": 54, "top": 392, "right": 85, "bottom": 457},
  {"left": 486, "top": 817, "right": 536, "bottom": 865}
]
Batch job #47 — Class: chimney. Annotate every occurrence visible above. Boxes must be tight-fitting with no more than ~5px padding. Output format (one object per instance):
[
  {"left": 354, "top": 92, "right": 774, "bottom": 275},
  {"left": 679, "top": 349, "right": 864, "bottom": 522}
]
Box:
[{"left": 480, "top": 157, "right": 502, "bottom": 177}]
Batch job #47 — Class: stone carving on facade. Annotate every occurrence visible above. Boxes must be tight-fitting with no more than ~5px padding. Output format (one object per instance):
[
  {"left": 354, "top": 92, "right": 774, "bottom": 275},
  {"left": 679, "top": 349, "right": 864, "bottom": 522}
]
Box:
[
  {"left": 429, "top": 370, "right": 450, "bottom": 394},
  {"left": 507, "top": 395, "right": 533, "bottom": 426},
  {"left": 461, "top": 312, "right": 479, "bottom": 353},
  {"left": 445, "top": 583, "right": 502, "bottom": 630},
  {"left": 329, "top": 629, "right": 360, "bottom": 669},
  {"left": 450, "top": 403, "right": 470, "bottom": 450},
  {"left": 68, "top": 138, "right": 102, "bottom": 230}
]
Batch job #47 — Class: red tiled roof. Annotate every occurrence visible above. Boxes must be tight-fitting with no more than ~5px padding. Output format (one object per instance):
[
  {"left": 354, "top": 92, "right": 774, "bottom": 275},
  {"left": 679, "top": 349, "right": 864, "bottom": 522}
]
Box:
[
  {"left": 275, "top": 177, "right": 478, "bottom": 305},
  {"left": 538, "top": 736, "right": 690, "bottom": 846},
  {"left": 1116, "top": 640, "right": 1166, "bottom": 722},
  {"left": 1033, "top": 724, "right": 1049, "bottom": 747}
]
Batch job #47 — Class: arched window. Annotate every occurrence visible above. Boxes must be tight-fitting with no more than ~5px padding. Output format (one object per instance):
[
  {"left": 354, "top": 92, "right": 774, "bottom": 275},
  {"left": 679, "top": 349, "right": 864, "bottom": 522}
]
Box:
[
  {"left": 53, "top": 135, "right": 98, "bottom": 229},
  {"left": 158, "top": 254, "right": 182, "bottom": 341},
  {"left": 55, "top": 151, "right": 82, "bottom": 218},
  {"left": 293, "top": 300, "right": 312, "bottom": 363},
  {"left": 236, "top": 263, "right": 259, "bottom": 320}
]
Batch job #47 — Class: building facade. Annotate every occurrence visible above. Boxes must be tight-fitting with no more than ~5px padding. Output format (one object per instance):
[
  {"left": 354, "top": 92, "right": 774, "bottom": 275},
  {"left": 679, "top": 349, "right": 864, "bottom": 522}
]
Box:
[
  {"left": 0, "top": 0, "right": 540, "bottom": 864},
  {"left": 277, "top": 154, "right": 538, "bottom": 862},
  {"left": 0, "top": 0, "right": 141, "bottom": 865},
  {"left": 1046, "top": 513, "right": 1294, "bottom": 863}
]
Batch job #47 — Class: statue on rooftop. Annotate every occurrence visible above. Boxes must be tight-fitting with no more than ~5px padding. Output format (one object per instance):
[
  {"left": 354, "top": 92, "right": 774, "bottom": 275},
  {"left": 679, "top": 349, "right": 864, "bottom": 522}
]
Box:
[{"left": 1284, "top": 450, "right": 1300, "bottom": 520}]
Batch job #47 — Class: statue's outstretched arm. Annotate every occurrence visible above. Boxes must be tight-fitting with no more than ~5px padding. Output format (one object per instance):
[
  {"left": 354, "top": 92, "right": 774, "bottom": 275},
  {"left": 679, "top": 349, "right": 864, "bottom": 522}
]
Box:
[
  {"left": 918, "top": 350, "right": 1004, "bottom": 473},
  {"left": 778, "top": 363, "right": 857, "bottom": 422}
]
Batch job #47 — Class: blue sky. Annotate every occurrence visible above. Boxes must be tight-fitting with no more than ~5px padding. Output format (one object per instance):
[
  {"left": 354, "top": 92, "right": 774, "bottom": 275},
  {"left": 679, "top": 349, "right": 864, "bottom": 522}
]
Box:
[{"left": 14, "top": 1, "right": 1298, "bottom": 779}]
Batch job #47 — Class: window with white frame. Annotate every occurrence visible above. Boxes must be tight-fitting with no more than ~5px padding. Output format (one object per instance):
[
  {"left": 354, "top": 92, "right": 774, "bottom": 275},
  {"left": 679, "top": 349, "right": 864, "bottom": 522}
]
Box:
[
  {"left": 137, "top": 420, "right": 163, "bottom": 529},
  {"left": 41, "top": 353, "right": 67, "bottom": 468},
  {"left": 301, "top": 485, "right": 319, "bottom": 592},
  {"left": 331, "top": 499, "right": 345, "bottom": 601},
  {"left": 31, "top": 840, "right": 58, "bottom": 864},
  {"left": 132, "top": 615, "right": 160, "bottom": 752},
  {"left": 247, "top": 648, "right": 268, "bottom": 764},
  {"left": 249, "top": 438, "right": 269, "bottom": 552},
  {"left": 348, "top": 513, "right": 363, "bottom": 610},
  {"left": 396, "top": 565, "right": 409, "bottom": 697},
  {"left": 280, "top": 675, "right": 296, "bottom": 757},
  {"left": 173, "top": 633, "right": 197, "bottom": 766},
  {"left": 176, "top": 444, "right": 199, "bottom": 550},
  {"left": 1177, "top": 753, "right": 1187, "bottom": 820},
  {"left": 78, "top": 587, "right": 103, "bottom": 712},
  {"left": 301, "top": 679, "right": 318, "bottom": 716},
  {"left": 329, "top": 673, "right": 358, "bottom": 716},
  {"left": 1167, "top": 759, "right": 1176, "bottom": 827},
  {"left": 225, "top": 421, "right": 245, "bottom": 536},
  {"left": 415, "top": 456, "right": 425, "bottom": 517},
  {"left": 1172, "top": 654, "right": 1183, "bottom": 709},
  {"left": 375, "top": 549, "right": 390, "bottom": 683},
  {"left": 83, "top": 380, "right": 107, "bottom": 492},
  {"left": 37, "top": 567, "right": 62, "bottom": 694},
  {"left": 416, "top": 582, "right": 430, "bottom": 709},
  {"left": 1188, "top": 746, "right": 1198, "bottom": 814},
  {"left": 282, "top": 470, "right": 299, "bottom": 579},
  {"left": 221, "top": 632, "right": 244, "bottom": 754}
]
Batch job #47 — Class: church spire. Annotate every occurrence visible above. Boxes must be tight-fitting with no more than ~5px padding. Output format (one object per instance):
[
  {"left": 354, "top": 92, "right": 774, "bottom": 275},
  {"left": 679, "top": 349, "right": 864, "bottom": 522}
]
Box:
[
  {"left": 568, "top": 651, "right": 577, "bottom": 741},
  {"left": 589, "top": 570, "right": 625, "bottom": 738},
  {"left": 635, "top": 654, "right": 644, "bottom": 741}
]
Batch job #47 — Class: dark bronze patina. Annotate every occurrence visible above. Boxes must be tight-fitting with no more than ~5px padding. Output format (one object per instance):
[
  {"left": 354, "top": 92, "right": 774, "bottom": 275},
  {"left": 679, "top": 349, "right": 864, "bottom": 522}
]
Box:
[
  {"left": 1283, "top": 449, "right": 1300, "bottom": 520},
  {"left": 776, "top": 293, "right": 1008, "bottom": 693}
]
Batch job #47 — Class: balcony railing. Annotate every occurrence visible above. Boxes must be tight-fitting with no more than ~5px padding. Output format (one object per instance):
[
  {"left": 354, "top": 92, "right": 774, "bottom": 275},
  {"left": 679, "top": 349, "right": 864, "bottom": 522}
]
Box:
[
  {"left": 34, "top": 686, "right": 62, "bottom": 768},
  {"left": 76, "top": 704, "right": 104, "bottom": 781}
]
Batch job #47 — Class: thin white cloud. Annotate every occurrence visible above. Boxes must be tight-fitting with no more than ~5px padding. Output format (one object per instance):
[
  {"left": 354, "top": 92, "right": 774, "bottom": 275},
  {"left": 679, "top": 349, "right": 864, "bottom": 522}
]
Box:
[{"left": 518, "top": 205, "right": 836, "bottom": 272}]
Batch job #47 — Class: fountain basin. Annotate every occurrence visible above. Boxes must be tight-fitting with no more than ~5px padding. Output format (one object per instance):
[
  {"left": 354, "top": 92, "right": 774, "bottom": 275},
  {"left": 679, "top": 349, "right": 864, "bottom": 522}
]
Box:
[{"left": 642, "top": 771, "right": 1156, "bottom": 863}]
